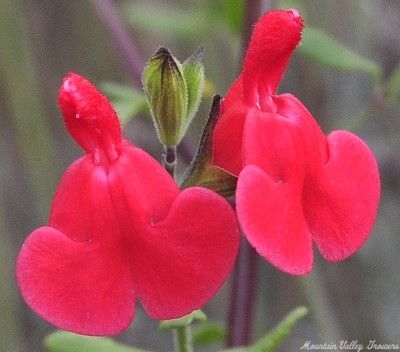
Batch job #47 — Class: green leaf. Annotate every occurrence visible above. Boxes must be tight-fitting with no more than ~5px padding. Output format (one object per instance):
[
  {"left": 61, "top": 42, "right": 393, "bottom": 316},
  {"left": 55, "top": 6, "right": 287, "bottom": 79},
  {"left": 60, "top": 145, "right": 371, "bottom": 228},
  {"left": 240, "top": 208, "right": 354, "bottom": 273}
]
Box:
[
  {"left": 122, "top": 3, "right": 210, "bottom": 39},
  {"left": 193, "top": 322, "right": 227, "bottom": 346},
  {"left": 297, "top": 26, "right": 383, "bottom": 83},
  {"left": 101, "top": 82, "right": 148, "bottom": 125},
  {"left": 220, "top": 306, "right": 308, "bottom": 352},
  {"left": 212, "top": 0, "right": 245, "bottom": 34},
  {"left": 159, "top": 310, "right": 207, "bottom": 331},
  {"left": 44, "top": 331, "right": 149, "bottom": 352},
  {"left": 251, "top": 306, "right": 308, "bottom": 352},
  {"left": 386, "top": 62, "right": 400, "bottom": 103}
]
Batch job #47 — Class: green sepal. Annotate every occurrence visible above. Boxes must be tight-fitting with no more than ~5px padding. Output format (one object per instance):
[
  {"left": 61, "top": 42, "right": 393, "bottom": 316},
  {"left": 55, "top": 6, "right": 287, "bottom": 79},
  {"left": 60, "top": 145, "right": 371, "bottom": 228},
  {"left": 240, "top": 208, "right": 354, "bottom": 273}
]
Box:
[
  {"left": 220, "top": 306, "right": 308, "bottom": 352},
  {"left": 181, "top": 95, "right": 237, "bottom": 197},
  {"left": 142, "top": 47, "right": 188, "bottom": 147},
  {"left": 182, "top": 46, "right": 205, "bottom": 123},
  {"left": 44, "top": 330, "right": 150, "bottom": 352},
  {"left": 159, "top": 310, "right": 207, "bottom": 331}
]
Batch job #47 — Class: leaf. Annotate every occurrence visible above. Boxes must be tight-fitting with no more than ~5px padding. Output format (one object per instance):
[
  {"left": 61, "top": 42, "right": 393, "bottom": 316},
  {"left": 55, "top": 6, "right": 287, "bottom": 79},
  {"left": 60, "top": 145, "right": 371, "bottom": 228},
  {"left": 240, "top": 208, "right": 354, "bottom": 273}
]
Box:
[
  {"left": 100, "top": 82, "right": 148, "bottom": 125},
  {"left": 211, "top": 0, "right": 245, "bottom": 34},
  {"left": 297, "top": 26, "right": 383, "bottom": 83},
  {"left": 159, "top": 310, "right": 207, "bottom": 331},
  {"left": 193, "top": 322, "right": 227, "bottom": 346},
  {"left": 122, "top": 3, "right": 210, "bottom": 39},
  {"left": 44, "top": 331, "right": 149, "bottom": 352},
  {"left": 220, "top": 306, "right": 308, "bottom": 352},
  {"left": 386, "top": 62, "right": 400, "bottom": 103},
  {"left": 250, "top": 306, "right": 308, "bottom": 352}
]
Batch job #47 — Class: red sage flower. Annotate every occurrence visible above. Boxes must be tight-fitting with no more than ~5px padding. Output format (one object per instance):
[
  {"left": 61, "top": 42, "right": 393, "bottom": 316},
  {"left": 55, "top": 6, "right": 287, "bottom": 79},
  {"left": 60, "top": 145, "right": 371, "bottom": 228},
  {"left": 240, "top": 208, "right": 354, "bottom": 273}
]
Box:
[
  {"left": 16, "top": 73, "right": 239, "bottom": 335},
  {"left": 212, "top": 10, "right": 380, "bottom": 275}
]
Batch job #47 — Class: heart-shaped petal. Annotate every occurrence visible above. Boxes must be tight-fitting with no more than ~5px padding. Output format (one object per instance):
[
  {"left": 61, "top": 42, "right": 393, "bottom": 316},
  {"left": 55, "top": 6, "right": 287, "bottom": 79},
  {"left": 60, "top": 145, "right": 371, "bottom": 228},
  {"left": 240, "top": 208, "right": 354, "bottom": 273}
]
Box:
[
  {"left": 303, "top": 130, "right": 380, "bottom": 261},
  {"left": 237, "top": 165, "right": 313, "bottom": 275},
  {"left": 238, "top": 109, "right": 313, "bottom": 275},
  {"left": 16, "top": 227, "right": 134, "bottom": 336},
  {"left": 108, "top": 147, "right": 240, "bottom": 318},
  {"left": 126, "top": 187, "right": 240, "bottom": 319}
]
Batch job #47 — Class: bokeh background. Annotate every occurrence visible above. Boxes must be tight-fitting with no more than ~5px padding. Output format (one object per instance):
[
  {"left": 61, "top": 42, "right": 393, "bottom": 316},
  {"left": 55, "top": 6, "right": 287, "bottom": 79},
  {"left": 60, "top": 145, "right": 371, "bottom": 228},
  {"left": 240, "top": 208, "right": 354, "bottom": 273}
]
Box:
[{"left": 1, "top": 0, "right": 399, "bottom": 351}]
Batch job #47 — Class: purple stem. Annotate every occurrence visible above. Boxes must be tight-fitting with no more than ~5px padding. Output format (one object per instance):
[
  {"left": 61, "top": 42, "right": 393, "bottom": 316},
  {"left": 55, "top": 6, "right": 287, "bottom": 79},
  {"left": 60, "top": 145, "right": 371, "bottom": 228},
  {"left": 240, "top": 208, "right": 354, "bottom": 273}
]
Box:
[
  {"left": 227, "top": 0, "right": 264, "bottom": 347},
  {"left": 228, "top": 237, "right": 258, "bottom": 346},
  {"left": 89, "top": 0, "right": 144, "bottom": 88}
]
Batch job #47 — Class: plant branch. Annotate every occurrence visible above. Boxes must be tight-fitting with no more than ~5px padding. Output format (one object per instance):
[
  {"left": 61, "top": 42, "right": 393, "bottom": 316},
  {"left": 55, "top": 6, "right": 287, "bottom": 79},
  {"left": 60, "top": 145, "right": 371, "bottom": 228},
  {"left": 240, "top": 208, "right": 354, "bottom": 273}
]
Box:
[{"left": 89, "top": 0, "right": 144, "bottom": 88}]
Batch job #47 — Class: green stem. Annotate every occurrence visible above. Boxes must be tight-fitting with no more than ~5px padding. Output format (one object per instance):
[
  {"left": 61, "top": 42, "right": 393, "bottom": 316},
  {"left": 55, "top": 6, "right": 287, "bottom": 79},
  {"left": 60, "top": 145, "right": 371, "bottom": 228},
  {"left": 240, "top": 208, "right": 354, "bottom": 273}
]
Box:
[{"left": 174, "top": 327, "right": 193, "bottom": 352}]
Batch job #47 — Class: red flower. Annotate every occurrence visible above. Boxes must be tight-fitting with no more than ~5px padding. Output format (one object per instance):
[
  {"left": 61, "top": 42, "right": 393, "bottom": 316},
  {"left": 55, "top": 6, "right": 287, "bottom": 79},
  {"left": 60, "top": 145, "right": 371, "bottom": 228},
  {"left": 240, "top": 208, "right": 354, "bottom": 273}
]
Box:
[
  {"left": 212, "top": 10, "right": 380, "bottom": 275},
  {"left": 16, "top": 73, "right": 239, "bottom": 335}
]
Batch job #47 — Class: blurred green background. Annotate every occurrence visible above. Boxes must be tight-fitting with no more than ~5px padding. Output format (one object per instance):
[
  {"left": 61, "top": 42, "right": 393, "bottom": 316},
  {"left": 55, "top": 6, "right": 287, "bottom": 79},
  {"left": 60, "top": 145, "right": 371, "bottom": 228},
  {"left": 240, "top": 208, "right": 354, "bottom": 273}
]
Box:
[{"left": 1, "top": 0, "right": 400, "bottom": 351}]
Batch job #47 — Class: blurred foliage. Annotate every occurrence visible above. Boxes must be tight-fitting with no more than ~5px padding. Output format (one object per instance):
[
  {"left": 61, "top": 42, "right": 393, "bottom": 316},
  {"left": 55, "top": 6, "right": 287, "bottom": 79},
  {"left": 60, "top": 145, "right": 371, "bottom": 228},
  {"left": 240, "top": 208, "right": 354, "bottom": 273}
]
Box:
[
  {"left": 44, "top": 331, "right": 149, "bottom": 352},
  {"left": 1, "top": 0, "right": 400, "bottom": 351},
  {"left": 44, "top": 307, "right": 307, "bottom": 352},
  {"left": 121, "top": 0, "right": 244, "bottom": 40},
  {"left": 298, "top": 26, "right": 383, "bottom": 83},
  {"left": 221, "top": 307, "right": 308, "bottom": 352},
  {"left": 101, "top": 82, "right": 148, "bottom": 125},
  {"left": 386, "top": 62, "right": 400, "bottom": 104}
]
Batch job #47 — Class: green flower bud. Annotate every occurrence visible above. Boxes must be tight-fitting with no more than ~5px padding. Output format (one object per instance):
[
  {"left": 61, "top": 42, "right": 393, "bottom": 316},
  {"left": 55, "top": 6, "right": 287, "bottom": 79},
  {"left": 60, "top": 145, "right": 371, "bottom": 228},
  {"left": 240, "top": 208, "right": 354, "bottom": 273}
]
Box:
[
  {"left": 142, "top": 47, "right": 188, "bottom": 147},
  {"left": 182, "top": 46, "right": 205, "bottom": 123}
]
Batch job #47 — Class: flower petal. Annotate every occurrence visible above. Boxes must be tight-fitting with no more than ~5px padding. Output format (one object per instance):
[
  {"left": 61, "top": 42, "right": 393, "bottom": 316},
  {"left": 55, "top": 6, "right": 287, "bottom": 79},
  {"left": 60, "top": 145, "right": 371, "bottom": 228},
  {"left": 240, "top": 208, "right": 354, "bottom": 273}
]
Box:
[
  {"left": 108, "top": 141, "right": 179, "bottom": 225},
  {"left": 59, "top": 72, "right": 122, "bottom": 160},
  {"left": 16, "top": 226, "right": 134, "bottom": 335},
  {"left": 237, "top": 165, "right": 313, "bottom": 275},
  {"left": 108, "top": 143, "right": 239, "bottom": 318},
  {"left": 125, "top": 188, "right": 239, "bottom": 319},
  {"left": 242, "top": 107, "right": 305, "bottom": 184},
  {"left": 242, "top": 10, "right": 303, "bottom": 103},
  {"left": 303, "top": 130, "right": 380, "bottom": 261},
  {"left": 49, "top": 155, "right": 121, "bottom": 243},
  {"left": 239, "top": 109, "right": 313, "bottom": 275},
  {"left": 212, "top": 76, "right": 246, "bottom": 176}
]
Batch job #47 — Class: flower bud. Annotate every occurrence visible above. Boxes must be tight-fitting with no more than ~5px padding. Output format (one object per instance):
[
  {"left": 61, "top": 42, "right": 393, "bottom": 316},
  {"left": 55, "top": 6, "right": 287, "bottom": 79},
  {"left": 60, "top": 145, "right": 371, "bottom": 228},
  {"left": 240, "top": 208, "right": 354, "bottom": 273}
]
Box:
[{"left": 142, "top": 47, "right": 188, "bottom": 147}]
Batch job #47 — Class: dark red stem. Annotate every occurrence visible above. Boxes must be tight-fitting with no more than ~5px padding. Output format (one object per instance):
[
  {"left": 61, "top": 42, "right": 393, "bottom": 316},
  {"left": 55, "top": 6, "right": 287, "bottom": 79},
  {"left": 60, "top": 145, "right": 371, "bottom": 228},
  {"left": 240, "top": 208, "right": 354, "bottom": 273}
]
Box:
[
  {"left": 227, "top": 0, "right": 264, "bottom": 347},
  {"left": 228, "top": 237, "right": 258, "bottom": 346}
]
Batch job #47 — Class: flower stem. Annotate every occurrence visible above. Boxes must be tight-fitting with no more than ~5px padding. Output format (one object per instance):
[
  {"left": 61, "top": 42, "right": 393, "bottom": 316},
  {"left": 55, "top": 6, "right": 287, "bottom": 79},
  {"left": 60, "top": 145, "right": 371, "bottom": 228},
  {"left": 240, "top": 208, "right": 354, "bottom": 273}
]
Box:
[
  {"left": 163, "top": 145, "right": 177, "bottom": 177},
  {"left": 174, "top": 327, "right": 193, "bottom": 352},
  {"left": 227, "top": 0, "right": 263, "bottom": 347},
  {"left": 227, "top": 237, "right": 258, "bottom": 346}
]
